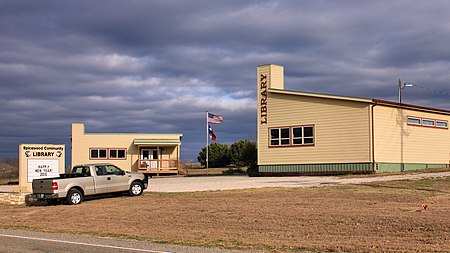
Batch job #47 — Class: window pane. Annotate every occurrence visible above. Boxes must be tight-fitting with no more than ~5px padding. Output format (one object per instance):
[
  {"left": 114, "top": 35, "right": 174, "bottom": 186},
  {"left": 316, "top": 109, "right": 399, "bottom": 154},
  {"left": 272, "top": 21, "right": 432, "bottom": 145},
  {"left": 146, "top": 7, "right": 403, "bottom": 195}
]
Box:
[
  {"left": 105, "top": 165, "right": 121, "bottom": 175},
  {"left": 293, "top": 139, "right": 303, "bottom": 144},
  {"left": 109, "top": 149, "right": 117, "bottom": 158},
  {"left": 99, "top": 149, "right": 107, "bottom": 158},
  {"left": 91, "top": 149, "right": 98, "bottom": 158},
  {"left": 270, "top": 140, "right": 279, "bottom": 146},
  {"left": 304, "top": 127, "right": 313, "bottom": 137},
  {"left": 118, "top": 149, "right": 126, "bottom": 158},
  {"left": 436, "top": 121, "right": 448, "bottom": 128},
  {"left": 281, "top": 139, "right": 290, "bottom": 145},
  {"left": 407, "top": 117, "right": 421, "bottom": 125},
  {"left": 73, "top": 166, "right": 85, "bottom": 174},
  {"left": 270, "top": 129, "right": 279, "bottom": 139},
  {"left": 422, "top": 119, "right": 435, "bottom": 126},
  {"left": 293, "top": 127, "right": 302, "bottom": 138},
  {"left": 281, "top": 128, "right": 290, "bottom": 138},
  {"left": 95, "top": 166, "right": 105, "bottom": 176},
  {"left": 304, "top": 138, "right": 314, "bottom": 144}
]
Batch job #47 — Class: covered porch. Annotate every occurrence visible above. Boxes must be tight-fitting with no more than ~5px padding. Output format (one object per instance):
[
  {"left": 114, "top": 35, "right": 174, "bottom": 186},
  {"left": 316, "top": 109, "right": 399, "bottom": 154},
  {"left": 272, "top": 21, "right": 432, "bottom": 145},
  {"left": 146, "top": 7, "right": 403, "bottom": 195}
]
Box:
[{"left": 134, "top": 138, "right": 182, "bottom": 176}]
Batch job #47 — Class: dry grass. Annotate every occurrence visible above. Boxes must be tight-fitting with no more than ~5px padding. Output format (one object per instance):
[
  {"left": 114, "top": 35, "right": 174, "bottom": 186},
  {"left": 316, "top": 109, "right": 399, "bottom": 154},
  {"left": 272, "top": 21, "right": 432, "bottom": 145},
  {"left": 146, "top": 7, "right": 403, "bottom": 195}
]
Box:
[
  {"left": 0, "top": 162, "right": 18, "bottom": 185},
  {"left": 1, "top": 177, "right": 449, "bottom": 252},
  {"left": 339, "top": 167, "right": 450, "bottom": 178}
]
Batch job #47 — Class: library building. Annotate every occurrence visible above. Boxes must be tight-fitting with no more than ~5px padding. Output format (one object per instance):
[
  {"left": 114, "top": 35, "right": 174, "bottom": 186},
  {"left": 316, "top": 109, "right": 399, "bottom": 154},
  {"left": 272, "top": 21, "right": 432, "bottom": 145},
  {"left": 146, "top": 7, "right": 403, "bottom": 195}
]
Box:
[
  {"left": 71, "top": 123, "right": 182, "bottom": 177},
  {"left": 257, "top": 64, "right": 450, "bottom": 175}
]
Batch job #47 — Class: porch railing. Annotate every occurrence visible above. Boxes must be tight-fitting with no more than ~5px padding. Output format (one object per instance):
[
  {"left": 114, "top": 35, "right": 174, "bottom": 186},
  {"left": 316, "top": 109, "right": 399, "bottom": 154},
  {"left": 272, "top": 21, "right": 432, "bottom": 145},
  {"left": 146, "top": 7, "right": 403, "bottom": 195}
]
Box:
[{"left": 138, "top": 159, "right": 179, "bottom": 171}]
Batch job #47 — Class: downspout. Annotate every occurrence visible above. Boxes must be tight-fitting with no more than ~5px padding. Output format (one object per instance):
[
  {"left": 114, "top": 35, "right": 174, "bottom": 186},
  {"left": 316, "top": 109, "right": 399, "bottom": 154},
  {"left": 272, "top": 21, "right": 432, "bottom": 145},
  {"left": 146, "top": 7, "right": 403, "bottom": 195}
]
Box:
[{"left": 371, "top": 102, "right": 377, "bottom": 173}]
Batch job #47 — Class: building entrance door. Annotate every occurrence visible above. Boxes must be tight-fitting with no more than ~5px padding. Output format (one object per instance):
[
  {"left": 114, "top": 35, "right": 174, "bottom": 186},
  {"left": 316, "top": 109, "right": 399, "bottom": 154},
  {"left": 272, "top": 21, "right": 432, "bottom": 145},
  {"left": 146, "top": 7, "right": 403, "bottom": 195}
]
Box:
[{"left": 141, "top": 148, "right": 158, "bottom": 169}]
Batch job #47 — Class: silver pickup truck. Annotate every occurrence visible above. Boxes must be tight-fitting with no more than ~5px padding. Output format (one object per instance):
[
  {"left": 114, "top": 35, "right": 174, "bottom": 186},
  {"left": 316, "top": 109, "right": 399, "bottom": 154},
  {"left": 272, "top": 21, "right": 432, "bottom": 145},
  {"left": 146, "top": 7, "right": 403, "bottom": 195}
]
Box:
[{"left": 31, "top": 163, "right": 148, "bottom": 205}]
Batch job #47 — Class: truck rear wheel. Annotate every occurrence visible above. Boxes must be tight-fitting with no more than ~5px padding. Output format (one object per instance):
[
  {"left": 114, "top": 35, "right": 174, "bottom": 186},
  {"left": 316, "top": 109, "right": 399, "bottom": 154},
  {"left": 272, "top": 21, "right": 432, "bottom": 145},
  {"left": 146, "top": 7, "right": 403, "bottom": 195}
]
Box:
[
  {"left": 129, "top": 182, "right": 143, "bottom": 196},
  {"left": 67, "top": 189, "right": 83, "bottom": 205}
]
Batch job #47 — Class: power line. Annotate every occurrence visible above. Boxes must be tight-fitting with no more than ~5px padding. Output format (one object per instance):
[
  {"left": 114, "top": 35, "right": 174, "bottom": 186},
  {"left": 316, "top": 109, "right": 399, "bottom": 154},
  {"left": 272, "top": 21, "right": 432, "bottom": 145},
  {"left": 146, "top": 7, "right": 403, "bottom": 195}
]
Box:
[{"left": 411, "top": 83, "right": 450, "bottom": 97}]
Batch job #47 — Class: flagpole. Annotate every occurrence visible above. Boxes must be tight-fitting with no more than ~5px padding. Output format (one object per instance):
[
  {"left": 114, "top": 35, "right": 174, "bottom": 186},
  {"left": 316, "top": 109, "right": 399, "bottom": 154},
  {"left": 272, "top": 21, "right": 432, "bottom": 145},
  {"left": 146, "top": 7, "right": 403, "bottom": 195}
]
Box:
[{"left": 206, "top": 111, "right": 209, "bottom": 175}]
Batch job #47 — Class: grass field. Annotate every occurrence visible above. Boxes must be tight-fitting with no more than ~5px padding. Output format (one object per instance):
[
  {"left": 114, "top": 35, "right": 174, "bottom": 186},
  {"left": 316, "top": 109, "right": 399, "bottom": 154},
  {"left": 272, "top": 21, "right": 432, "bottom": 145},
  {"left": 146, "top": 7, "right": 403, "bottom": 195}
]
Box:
[{"left": 0, "top": 176, "right": 449, "bottom": 252}]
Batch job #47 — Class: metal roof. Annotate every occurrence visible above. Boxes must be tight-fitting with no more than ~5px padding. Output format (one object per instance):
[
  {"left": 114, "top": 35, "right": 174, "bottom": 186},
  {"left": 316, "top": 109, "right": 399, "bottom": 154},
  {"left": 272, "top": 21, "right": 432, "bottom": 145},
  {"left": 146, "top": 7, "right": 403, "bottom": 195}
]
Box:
[
  {"left": 269, "top": 88, "right": 450, "bottom": 115},
  {"left": 133, "top": 139, "right": 181, "bottom": 146},
  {"left": 269, "top": 88, "right": 373, "bottom": 103}
]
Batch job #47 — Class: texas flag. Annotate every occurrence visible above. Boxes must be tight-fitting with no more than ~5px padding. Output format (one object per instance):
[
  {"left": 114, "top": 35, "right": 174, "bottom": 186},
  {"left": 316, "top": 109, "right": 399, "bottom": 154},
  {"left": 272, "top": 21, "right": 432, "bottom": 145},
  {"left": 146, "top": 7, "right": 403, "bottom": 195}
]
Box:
[{"left": 208, "top": 125, "right": 217, "bottom": 141}]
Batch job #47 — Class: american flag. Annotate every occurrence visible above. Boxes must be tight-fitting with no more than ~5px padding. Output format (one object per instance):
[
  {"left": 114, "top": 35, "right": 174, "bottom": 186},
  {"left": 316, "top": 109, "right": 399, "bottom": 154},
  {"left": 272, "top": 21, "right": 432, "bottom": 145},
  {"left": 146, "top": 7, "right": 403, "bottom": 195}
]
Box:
[{"left": 208, "top": 113, "right": 223, "bottom": 124}]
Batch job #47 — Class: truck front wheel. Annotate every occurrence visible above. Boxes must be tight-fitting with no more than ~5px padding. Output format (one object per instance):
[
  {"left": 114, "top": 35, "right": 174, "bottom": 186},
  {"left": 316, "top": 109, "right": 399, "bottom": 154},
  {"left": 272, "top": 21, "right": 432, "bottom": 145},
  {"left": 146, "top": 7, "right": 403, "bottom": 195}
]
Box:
[
  {"left": 67, "top": 189, "right": 83, "bottom": 205},
  {"left": 129, "top": 182, "right": 144, "bottom": 196}
]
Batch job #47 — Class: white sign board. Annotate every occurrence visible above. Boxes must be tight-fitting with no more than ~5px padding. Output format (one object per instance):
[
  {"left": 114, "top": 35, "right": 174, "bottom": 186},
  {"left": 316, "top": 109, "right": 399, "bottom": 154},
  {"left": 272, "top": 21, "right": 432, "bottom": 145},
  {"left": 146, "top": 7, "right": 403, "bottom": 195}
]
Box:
[{"left": 27, "top": 159, "right": 60, "bottom": 182}]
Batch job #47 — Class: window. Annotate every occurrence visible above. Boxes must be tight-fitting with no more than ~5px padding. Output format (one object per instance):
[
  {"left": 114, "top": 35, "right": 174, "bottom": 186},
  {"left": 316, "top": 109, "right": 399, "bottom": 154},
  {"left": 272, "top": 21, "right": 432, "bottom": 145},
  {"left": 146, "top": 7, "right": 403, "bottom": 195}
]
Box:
[
  {"left": 73, "top": 166, "right": 90, "bottom": 175},
  {"left": 270, "top": 128, "right": 290, "bottom": 146},
  {"left": 109, "top": 149, "right": 126, "bottom": 159},
  {"left": 270, "top": 125, "right": 314, "bottom": 147},
  {"left": 104, "top": 165, "right": 124, "bottom": 175},
  {"left": 422, "top": 119, "right": 435, "bottom": 127},
  {"left": 407, "top": 117, "right": 421, "bottom": 125},
  {"left": 281, "top": 128, "right": 290, "bottom": 145},
  {"left": 90, "top": 148, "right": 107, "bottom": 159},
  {"left": 407, "top": 116, "right": 448, "bottom": 130},
  {"left": 292, "top": 127, "right": 302, "bottom": 144},
  {"left": 95, "top": 165, "right": 106, "bottom": 176},
  {"left": 292, "top": 126, "right": 314, "bottom": 145},
  {"left": 437, "top": 121, "right": 448, "bottom": 128},
  {"left": 90, "top": 148, "right": 126, "bottom": 160}
]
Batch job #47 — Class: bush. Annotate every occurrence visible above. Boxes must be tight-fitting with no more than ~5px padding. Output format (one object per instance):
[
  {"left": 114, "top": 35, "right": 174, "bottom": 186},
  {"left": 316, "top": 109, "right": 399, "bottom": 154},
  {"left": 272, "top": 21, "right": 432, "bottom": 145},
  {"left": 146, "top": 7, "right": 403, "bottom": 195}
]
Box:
[{"left": 222, "top": 168, "right": 246, "bottom": 175}]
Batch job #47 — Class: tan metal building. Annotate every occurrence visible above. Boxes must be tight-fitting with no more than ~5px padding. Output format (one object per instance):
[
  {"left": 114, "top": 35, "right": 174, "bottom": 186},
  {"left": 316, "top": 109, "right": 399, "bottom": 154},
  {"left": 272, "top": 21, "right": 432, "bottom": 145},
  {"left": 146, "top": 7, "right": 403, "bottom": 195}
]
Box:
[
  {"left": 71, "top": 123, "right": 182, "bottom": 176},
  {"left": 257, "top": 64, "right": 450, "bottom": 175}
]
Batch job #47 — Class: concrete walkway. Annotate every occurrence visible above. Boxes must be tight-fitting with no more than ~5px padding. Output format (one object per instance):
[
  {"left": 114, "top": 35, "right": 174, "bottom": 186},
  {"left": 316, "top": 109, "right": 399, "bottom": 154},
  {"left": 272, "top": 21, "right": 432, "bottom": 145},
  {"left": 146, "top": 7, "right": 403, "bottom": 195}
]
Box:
[{"left": 146, "top": 171, "right": 450, "bottom": 192}]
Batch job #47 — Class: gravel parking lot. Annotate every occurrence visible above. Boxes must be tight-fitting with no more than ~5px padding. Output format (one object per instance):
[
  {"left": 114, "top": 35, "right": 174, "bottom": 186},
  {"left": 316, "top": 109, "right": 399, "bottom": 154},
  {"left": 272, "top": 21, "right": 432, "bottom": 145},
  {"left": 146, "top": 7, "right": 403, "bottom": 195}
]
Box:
[
  {"left": 146, "top": 171, "right": 450, "bottom": 192},
  {"left": 1, "top": 171, "right": 448, "bottom": 194}
]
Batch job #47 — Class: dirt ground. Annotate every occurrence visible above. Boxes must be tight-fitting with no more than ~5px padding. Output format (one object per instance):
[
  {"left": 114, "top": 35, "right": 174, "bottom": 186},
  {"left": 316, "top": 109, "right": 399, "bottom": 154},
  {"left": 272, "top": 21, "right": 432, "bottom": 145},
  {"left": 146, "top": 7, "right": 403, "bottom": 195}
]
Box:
[{"left": 0, "top": 177, "right": 449, "bottom": 252}]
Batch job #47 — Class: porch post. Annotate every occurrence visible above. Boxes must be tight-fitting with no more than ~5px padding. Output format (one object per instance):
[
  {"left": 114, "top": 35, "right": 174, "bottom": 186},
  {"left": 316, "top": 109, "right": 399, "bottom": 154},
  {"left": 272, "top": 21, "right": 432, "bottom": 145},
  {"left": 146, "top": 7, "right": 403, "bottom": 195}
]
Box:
[{"left": 157, "top": 145, "right": 160, "bottom": 170}]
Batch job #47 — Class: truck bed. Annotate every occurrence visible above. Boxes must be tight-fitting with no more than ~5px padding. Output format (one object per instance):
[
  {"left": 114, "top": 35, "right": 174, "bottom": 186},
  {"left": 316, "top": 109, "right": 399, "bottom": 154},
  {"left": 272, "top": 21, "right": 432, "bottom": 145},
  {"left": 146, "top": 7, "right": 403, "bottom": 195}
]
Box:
[{"left": 32, "top": 174, "right": 92, "bottom": 194}]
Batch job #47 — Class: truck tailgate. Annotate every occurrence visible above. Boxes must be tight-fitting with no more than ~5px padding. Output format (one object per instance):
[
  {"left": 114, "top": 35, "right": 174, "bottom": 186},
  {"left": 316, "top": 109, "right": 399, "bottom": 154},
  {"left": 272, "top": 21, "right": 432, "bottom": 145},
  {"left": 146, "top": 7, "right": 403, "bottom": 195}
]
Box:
[{"left": 32, "top": 178, "right": 56, "bottom": 194}]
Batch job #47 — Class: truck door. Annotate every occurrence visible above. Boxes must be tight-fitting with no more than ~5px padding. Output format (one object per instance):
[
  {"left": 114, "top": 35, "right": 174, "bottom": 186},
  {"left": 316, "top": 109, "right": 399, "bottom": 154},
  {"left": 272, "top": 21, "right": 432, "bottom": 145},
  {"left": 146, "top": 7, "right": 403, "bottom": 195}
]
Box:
[
  {"left": 93, "top": 165, "right": 110, "bottom": 194},
  {"left": 104, "top": 164, "right": 130, "bottom": 192}
]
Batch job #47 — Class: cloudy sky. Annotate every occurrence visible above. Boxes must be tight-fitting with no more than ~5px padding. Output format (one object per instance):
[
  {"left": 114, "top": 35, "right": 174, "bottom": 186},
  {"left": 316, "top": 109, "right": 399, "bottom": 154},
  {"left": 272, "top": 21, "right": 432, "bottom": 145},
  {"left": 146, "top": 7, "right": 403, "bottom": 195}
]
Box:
[{"left": 1, "top": 1, "right": 449, "bottom": 163}]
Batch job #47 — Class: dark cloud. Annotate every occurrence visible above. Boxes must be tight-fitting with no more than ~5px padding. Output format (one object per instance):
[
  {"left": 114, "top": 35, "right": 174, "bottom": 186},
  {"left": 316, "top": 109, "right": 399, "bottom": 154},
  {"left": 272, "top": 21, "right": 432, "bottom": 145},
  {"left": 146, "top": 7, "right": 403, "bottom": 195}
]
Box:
[{"left": 1, "top": 0, "right": 449, "bottom": 163}]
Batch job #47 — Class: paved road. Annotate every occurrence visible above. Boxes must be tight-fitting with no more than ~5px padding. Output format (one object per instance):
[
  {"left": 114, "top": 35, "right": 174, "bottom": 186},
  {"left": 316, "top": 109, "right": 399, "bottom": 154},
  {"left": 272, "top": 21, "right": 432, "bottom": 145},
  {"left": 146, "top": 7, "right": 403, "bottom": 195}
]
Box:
[
  {"left": 146, "top": 171, "right": 450, "bottom": 192},
  {"left": 0, "top": 229, "right": 260, "bottom": 253}
]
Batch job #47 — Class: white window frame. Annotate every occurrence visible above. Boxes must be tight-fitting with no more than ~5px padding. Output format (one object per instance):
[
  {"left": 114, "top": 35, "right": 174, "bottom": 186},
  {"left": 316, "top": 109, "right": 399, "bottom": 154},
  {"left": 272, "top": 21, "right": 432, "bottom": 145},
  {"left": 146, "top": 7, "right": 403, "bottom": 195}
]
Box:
[
  {"left": 436, "top": 120, "right": 448, "bottom": 129},
  {"left": 292, "top": 125, "right": 314, "bottom": 146},
  {"left": 407, "top": 117, "right": 421, "bottom": 125},
  {"left": 270, "top": 128, "right": 290, "bottom": 146},
  {"left": 422, "top": 119, "right": 436, "bottom": 127}
]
